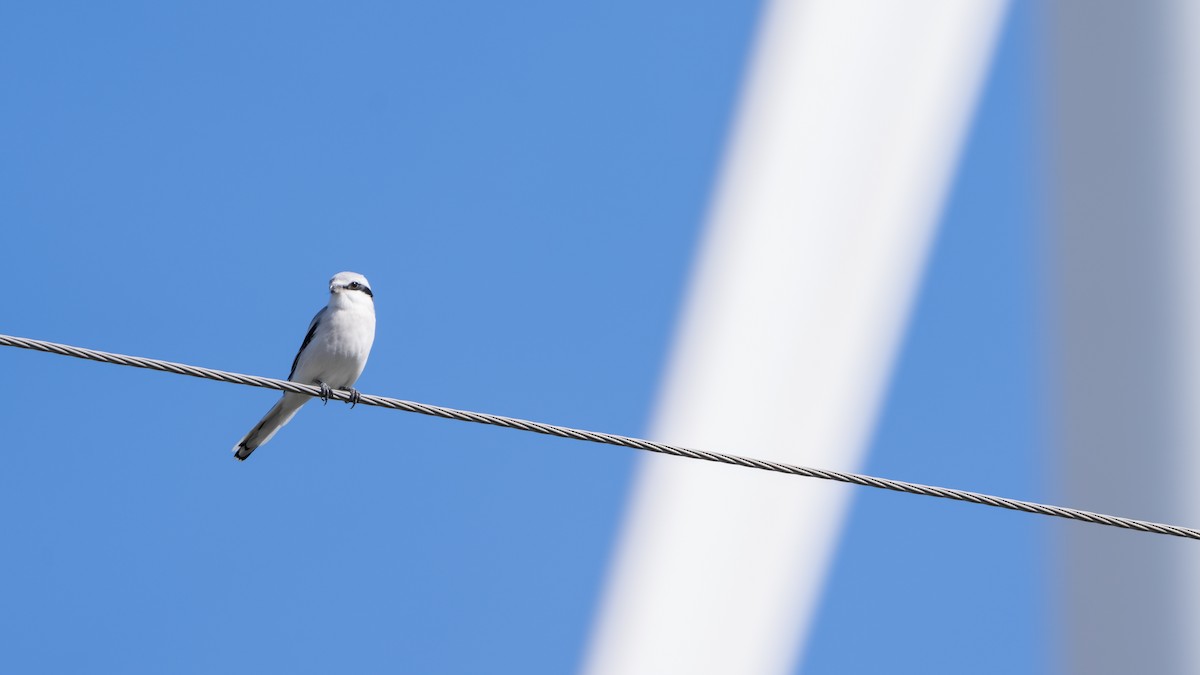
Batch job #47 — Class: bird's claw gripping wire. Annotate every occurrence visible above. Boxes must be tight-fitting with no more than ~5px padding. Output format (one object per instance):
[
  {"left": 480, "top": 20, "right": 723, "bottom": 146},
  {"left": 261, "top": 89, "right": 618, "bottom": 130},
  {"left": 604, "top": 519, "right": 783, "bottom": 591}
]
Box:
[{"left": 315, "top": 382, "right": 359, "bottom": 407}]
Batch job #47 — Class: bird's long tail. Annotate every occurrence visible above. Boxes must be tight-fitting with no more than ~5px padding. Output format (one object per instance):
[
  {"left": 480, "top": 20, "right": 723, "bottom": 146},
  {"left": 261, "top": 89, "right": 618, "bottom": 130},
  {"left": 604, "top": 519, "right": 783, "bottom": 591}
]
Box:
[{"left": 233, "top": 393, "right": 308, "bottom": 461}]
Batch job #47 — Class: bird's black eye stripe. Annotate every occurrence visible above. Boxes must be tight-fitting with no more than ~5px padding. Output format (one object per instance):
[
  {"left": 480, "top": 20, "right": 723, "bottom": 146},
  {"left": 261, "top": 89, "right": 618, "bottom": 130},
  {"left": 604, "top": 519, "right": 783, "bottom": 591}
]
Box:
[{"left": 341, "top": 279, "right": 371, "bottom": 296}]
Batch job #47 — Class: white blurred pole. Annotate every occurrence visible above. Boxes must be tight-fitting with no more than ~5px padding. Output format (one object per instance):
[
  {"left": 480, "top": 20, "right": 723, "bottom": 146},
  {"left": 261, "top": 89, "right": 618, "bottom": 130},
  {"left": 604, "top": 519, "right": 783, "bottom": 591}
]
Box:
[
  {"left": 1048, "top": 3, "right": 1200, "bottom": 673},
  {"left": 1175, "top": 3, "right": 1200, "bottom": 670},
  {"left": 582, "top": 2, "right": 1006, "bottom": 674}
]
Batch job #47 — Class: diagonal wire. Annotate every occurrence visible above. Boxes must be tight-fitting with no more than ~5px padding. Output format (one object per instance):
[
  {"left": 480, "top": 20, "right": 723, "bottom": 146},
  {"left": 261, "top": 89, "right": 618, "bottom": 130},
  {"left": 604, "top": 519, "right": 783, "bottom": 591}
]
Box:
[{"left": 2, "top": 331, "right": 1198, "bottom": 541}]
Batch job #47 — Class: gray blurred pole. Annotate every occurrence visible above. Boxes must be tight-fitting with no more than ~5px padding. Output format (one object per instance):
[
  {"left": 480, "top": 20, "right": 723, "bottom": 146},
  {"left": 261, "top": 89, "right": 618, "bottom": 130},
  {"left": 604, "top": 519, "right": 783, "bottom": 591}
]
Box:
[{"left": 1046, "top": 3, "right": 1200, "bottom": 673}]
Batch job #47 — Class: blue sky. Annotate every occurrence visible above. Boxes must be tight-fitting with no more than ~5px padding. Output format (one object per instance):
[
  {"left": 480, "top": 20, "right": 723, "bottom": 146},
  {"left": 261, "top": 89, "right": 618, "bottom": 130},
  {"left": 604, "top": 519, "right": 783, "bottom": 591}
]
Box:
[{"left": 1, "top": 2, "right": 1047, "bottom": 673}]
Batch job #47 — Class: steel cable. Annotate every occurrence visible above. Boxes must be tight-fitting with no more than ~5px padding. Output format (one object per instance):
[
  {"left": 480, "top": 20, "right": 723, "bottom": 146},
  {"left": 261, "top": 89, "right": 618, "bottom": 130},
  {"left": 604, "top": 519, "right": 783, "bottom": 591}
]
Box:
[{"left": 2, "top": 332, "right": 1197, "bottom": 540}]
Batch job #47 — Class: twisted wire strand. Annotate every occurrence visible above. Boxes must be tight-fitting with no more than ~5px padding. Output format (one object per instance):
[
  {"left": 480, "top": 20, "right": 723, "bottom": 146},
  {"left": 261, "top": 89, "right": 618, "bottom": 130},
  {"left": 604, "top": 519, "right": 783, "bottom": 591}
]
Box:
[{"left": 3, "top": 332, "right": 1197, "bottom": 541}]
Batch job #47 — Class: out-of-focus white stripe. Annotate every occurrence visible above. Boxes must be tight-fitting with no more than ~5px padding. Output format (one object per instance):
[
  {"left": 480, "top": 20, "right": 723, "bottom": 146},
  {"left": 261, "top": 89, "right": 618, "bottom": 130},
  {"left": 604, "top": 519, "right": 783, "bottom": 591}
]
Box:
[{"left": 582, "top": 2, "right": 1006, "bottom": 674}]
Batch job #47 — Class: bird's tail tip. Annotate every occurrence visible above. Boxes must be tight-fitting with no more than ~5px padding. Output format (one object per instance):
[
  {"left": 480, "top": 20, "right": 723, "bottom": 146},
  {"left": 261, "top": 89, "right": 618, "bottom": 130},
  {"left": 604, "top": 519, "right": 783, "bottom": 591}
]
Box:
[{"left": 233, "top": 443, "right": 254, "bottom": 461}]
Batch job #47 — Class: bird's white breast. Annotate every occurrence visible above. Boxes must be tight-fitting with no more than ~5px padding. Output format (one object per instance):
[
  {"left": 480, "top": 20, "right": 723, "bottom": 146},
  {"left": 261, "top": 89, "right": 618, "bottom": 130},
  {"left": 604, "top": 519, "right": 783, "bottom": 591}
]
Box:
[{"left": 294, "top": 296, "right": 376, "bottom": 389}]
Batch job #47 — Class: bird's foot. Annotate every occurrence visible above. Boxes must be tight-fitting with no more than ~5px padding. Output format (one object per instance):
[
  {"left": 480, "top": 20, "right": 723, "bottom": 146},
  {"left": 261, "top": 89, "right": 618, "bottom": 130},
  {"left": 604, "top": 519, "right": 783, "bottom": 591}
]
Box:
[
  {"left": 318, "top": 381, "right": 332, "bottom": 405},
  {"left": 347, "top": 388, "right": 361, "bottom": 408}
]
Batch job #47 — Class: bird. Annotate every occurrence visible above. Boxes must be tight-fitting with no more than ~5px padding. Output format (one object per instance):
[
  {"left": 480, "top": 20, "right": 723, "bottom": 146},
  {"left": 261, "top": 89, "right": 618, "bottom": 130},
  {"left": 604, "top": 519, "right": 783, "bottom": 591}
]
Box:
[{"left": 232, "top": 271, "right": 377, "bottom": 461}]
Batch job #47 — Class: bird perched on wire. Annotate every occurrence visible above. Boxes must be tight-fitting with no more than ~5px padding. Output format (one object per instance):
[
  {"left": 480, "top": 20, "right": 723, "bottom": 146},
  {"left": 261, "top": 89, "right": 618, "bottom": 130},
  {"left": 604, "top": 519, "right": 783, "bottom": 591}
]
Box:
[{"left": 233, "top": 271, "right": 376, "bottom": 461}]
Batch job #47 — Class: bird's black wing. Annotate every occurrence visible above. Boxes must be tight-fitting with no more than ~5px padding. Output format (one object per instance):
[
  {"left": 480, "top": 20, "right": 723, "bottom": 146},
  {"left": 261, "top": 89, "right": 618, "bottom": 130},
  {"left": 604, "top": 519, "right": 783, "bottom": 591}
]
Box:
[{"left": 288, "top": 307, "right": 326, "bottom": 381}]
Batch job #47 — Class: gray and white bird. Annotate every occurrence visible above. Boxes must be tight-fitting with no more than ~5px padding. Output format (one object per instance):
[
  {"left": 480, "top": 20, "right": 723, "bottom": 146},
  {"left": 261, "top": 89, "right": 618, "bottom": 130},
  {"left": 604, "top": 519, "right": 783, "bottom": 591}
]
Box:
[{"left": 233, "top": 271, "right": 377, "bottom": 461}]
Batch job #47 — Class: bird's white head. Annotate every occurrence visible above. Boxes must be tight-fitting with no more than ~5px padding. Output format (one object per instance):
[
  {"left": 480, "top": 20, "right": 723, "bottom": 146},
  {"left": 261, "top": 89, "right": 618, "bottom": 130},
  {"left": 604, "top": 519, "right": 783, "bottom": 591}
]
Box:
[{"left": 329, "top": 271, "right": 374, "bottom": 302}]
